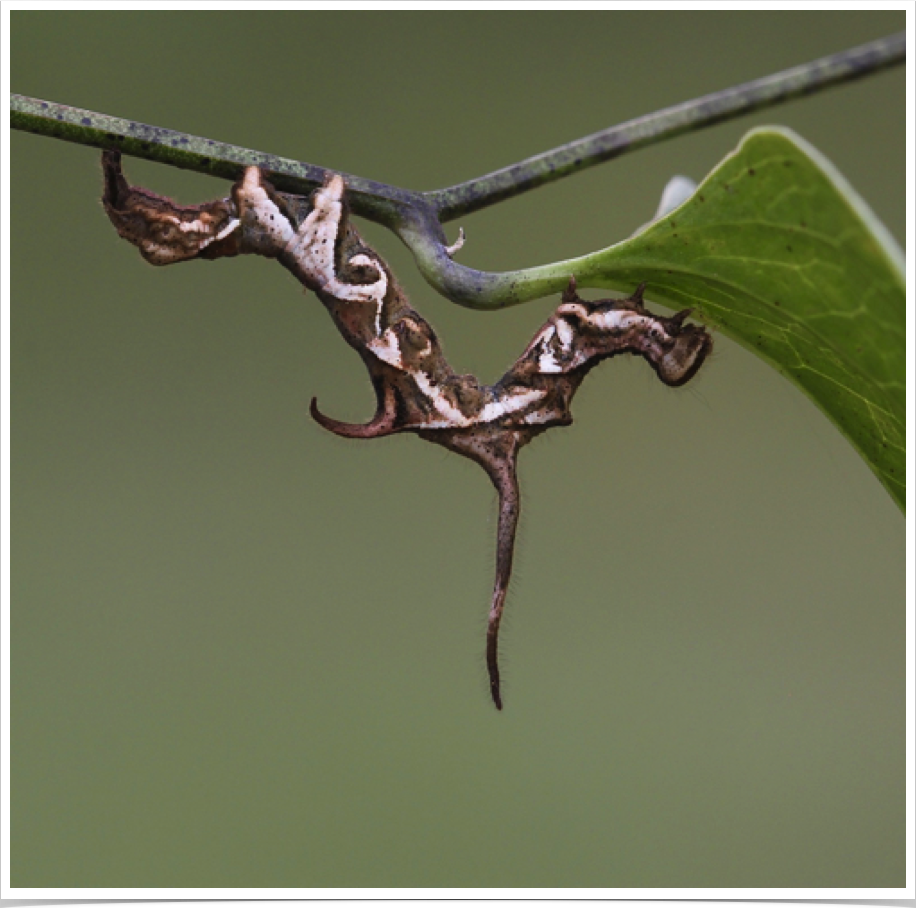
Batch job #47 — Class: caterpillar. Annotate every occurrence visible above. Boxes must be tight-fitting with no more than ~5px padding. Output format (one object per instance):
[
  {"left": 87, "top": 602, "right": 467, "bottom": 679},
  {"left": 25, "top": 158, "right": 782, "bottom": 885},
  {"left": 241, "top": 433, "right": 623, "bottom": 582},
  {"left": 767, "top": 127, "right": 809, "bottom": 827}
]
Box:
[{"left": 102, "top": 150, "right": 712, "bottom": 709}]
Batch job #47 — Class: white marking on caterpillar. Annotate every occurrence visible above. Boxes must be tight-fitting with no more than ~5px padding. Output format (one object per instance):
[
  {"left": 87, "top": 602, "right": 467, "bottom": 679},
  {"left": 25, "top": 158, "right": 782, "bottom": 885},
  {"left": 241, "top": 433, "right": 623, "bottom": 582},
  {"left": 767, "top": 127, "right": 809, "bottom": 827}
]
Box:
[
  {"left": 522, "top": 409, "right": 560, "bottom": 425},
  {"left": 196, "top": 218, "right": 240, "bottom": 249},
  {"left": 213, "top": 219, "right": 240, "bottom": 241},
  {"left": 555, "top": 318, "right": 574, "bottom": 349},
  {"left": 536, "top": 326, "right": 560, "bottom": 373},
  {"left": 535, "top": 321, "right": 574, "bottom": 374},
  {"left": 588, "top": 309, "right": 666, "bottom": 335},
  {"left": 287, "top": 174, "right": 388, "bottom": 311},
  {"left": 172, "top": 217, "right": 209, "bottom": 234},
  {"left": 413, "top": 372, "right": 545, "bottom": 428},
  {"left": 367, "top": 329, "right": 405, "bottom": 369},
  {"left": 557, "top": 302, "right": 588, "bottom": 320},
  {"left": 478, "top": 388, "right": 546, "bottom": 423},
  {"left": 538, "top": 352, "right": 563, "bottom": 374},
  {"left": 236, "top": 168, "right": 297, "bottom": 249},
  {"left": 236, "top": 168, "right": 389, "bottom": 329},
  {"left": 142, "top": 244, "right": 187, "bottom": 264},
  {"left": 413, "top": 372, "right": 468, "bottom": 425},
  {"left": 348, "top": 253, "right": 387, "bottom": 335}
]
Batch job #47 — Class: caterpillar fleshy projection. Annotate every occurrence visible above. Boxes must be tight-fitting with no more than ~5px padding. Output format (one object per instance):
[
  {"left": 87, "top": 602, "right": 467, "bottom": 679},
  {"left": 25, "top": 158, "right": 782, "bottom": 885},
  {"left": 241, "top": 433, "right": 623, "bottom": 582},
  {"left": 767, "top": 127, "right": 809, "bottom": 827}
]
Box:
[{"left": 101, "top": 150, "right": 712, "bottom": 709}]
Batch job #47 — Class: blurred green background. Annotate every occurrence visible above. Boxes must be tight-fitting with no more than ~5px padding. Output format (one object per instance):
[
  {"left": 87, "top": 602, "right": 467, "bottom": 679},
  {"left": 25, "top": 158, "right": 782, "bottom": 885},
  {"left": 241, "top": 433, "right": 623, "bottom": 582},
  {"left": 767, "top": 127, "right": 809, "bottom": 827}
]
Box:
[{"left": 11, "top": 11, "right": 905, "bottom": 888}]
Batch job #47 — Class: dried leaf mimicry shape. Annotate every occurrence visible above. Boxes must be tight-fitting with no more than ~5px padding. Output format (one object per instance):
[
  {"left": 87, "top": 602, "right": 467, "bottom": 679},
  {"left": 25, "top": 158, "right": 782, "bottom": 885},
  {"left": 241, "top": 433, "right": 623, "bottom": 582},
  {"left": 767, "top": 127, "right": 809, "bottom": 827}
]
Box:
[{"left": 102, "top": 150, "right": 712, "bottom": 709}]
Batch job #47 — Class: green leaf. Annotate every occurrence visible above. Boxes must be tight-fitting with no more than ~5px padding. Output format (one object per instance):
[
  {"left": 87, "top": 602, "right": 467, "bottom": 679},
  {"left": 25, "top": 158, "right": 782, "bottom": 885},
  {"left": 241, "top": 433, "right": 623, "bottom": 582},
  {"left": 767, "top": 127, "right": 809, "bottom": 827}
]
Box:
[{"left": 569, "top": 127, "right": 906, "bottom": 511}]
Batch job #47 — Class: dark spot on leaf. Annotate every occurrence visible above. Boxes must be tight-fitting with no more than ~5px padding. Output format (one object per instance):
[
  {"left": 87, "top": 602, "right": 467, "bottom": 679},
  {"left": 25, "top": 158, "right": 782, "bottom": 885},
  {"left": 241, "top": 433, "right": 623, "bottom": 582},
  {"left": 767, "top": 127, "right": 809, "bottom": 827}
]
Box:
[
  {"left": 774, "top": 300, "right": 781, "bottom": 307},
  {"left": 786, "top": 245, "right": 793, "bottom": 253},
  {"left": 748, "top": 168, "right": 755, "bottom": 176}
]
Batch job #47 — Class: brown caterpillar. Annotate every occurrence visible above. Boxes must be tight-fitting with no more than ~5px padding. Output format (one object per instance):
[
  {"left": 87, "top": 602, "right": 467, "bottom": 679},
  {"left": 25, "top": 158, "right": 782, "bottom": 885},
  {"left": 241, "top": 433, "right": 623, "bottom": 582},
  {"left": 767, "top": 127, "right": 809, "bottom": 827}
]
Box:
[{"left": 102, "top": 150, "right": 712, "bottom": 709}]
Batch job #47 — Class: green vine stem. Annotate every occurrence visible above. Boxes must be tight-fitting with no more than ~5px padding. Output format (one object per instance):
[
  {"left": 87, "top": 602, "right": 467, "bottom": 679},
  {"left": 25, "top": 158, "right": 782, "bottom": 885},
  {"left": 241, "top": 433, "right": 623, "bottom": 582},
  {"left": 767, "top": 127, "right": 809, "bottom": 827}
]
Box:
[
  {"left": 10, "top": 31, "right": 905, "bottom": 309},
  {"left": 426, "top": 31, "right": 906, "bottom": 220}
]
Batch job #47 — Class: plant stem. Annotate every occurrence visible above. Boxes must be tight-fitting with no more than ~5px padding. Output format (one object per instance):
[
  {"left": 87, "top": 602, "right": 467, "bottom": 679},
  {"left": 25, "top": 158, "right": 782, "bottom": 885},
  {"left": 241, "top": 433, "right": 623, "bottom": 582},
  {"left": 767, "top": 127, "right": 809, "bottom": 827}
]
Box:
[
  {"left": 9, "top": 94, "right": 417, "bottom": 226},
  {"left": 10, "top": 32, "right": 905, "bottom": 308},
  {"left": 428, "top": 32, "right": 906, "bottom": 219}
]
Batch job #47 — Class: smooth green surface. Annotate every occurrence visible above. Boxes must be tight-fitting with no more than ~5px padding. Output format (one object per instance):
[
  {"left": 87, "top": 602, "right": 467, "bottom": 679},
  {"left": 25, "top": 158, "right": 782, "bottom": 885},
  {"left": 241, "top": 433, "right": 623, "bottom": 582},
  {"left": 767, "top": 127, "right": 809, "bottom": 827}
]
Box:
[
  {"left": 11, "top": 11, "right": 905, "bottom": 889},
  {"left": 559, "top": 128, "right": 906, "bottom": 509}
]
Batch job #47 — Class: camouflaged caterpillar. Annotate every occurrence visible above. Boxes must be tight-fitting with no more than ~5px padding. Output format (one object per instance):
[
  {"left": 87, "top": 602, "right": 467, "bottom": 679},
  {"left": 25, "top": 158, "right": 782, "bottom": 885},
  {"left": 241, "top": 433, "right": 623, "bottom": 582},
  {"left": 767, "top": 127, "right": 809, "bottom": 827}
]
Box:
[{"left": 102, "top": 150, "right": 713, "bottom": 710}]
